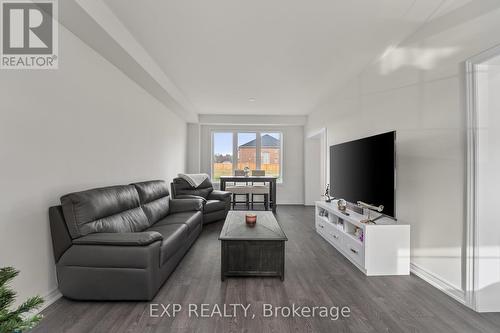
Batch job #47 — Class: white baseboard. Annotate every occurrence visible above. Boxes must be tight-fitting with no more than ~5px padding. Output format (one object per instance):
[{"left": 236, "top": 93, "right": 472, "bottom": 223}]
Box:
[
  {"left": 39, "top": 288, "right": 62, "bottom": 313},
  {"left": 475, "top": 304, "right": 500, "bottom": 313},
  {"left": 410, "top": 263, "right": 465, "bottom": 304}
]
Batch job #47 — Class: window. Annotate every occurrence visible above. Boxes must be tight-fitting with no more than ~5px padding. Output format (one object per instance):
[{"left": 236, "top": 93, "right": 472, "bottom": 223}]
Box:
[
  {"left": 237, "top": 132, "right": 256, "bottom": 170},
  {"left": 212, "top": 132, "right": 233, "bottom": 181},
  {"left": 260, "top": 132, "right": 281, "bottom": 178},
  {"left": 212, "top": 131, "right": 283, "bottom": 182}
]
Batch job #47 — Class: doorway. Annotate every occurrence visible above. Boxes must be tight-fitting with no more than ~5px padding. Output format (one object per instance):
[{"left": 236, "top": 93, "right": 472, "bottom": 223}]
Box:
[
  {"left": 466, "top": 45, "right": 500, "bottom": 312},
  {"left": 304, "top": 128, "right": 327, "bottom": 205}
]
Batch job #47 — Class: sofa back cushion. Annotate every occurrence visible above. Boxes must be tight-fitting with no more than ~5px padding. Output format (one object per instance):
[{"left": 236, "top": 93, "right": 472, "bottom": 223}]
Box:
[
  {"left": 132, "top": 180, "right": 170, "bottom": 225},
  {"left": 172, "top": 177, "right": 213, "bottom": 199},
  {"left": 61, "top": 185, "right": 148, "bottom": 238}
]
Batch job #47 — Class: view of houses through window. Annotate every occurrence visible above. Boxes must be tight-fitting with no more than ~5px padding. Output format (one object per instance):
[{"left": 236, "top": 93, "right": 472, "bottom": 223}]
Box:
[
  {"left": 212, "top": 131, "right": 282, "bottom": 181},
  {"left": 238, "top": 133, "right": 256, "bottom": 170}
]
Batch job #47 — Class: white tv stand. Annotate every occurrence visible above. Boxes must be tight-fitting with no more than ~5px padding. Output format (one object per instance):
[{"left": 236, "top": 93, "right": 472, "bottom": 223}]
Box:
[{"left": 315, "top": 200, "right": 410, "bottom": 276}]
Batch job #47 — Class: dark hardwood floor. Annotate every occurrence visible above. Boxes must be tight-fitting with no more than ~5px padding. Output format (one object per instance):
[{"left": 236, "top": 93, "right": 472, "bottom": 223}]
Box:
[{"left": 35, "top": 206, "right": 500, "bottom": 333}]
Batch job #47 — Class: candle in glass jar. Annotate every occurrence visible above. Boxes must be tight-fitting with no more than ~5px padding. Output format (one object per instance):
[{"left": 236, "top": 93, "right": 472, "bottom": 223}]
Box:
[{"left": 245, "top": 213, "right": 257, "bottom": 225}]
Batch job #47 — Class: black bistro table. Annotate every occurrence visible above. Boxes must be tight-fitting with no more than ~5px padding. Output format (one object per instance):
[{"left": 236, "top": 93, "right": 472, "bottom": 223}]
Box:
[
  {"left": 219, "top": 211, "right": 287, "bottom": 281},
  {"left": 219, "top": 175, "right": 278, "bottom": 213}
]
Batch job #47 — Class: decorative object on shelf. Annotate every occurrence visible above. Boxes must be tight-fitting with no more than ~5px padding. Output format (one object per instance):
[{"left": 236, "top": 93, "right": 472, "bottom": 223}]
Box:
[
  {"left": 347, "top": 201, "right": 364, "bottom": 215},
  {"left": 323, "top": 184, "right": 333, "bottom": 202},
  {"left": 0, "top": 267, "right": 44, "bottom": 333},
  {"left": 243, "top": 167, "right": 250, "bottom": 177},
  {"left": 358, "top": 200, "right": 383, "bottom": 224},
  {"left": 354, "top": 227, "right": 364, "bottom": 242},
  {"left": 337, "top": 199, "right": 347, "bottom": 212},
  {"left": 245, "top": 213, "right": 257, "bottom": 226},
  {"left": 357, "top": 201, "right": 397, "bottom": 224},
  {"left": 357, "top": 201, "right": 384, "bottom": 212}
]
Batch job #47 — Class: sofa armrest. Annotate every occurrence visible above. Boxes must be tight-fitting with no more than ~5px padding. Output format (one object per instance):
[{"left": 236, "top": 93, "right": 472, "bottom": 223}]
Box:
[
  {"left": 208, "top": 190, "right": 231, "bottom": 201},
  {"left": 72, "top": 232, "right": 162, "bottom": 246},
  {"left": 170, "top": 198, "right": 204, "bottom": 213},
  {"left": 49, "top": 206, "right": 73, "bottom": 263},
  {"left": 59, "top": 241, "right": 161, "bottom": 269},
  {"left": 175, "top": 194, "right": 207, "bottom": 204}
]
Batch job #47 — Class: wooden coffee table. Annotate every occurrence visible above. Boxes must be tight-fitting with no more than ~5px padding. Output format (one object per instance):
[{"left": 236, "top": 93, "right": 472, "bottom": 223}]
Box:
[{"left": 219, "top": 211, "right": 287, "bottom": 281}]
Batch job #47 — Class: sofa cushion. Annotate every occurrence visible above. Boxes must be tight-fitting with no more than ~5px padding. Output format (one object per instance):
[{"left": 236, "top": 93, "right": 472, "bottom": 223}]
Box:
[
  {"left": 172, "top": 177, "right": 213, "bottom": 199},
  {"left": 154, "top": 211, "right": 202, "bottom": 234},
  {"left": 131, "top": 180, "right": 170, "bottom": 225},
  {"left": 61, "top": 185, "right": 148, "bottom": 238},
  {"left": 204, "top": 200, "right": 227, "bottom": 214},
  {"left": 146, "top": 224, "right": 188, "bottom": 265},
  {"left": 170, "top": 199, "right": 204, "bottom": 214}
]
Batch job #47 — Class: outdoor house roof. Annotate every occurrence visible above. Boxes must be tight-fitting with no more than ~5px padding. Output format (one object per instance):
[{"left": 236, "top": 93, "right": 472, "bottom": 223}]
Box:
[{"left": 239, "top": 134, "right": 280, "bottom": 148}]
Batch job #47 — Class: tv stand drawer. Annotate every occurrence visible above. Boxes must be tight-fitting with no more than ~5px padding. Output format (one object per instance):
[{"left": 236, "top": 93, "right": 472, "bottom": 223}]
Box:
[
  {"left": 324, "top": 222, "right": 342, "bottom": 246},
  {"left": 344, "top": 236, "right": 364, "bottom": 267}
]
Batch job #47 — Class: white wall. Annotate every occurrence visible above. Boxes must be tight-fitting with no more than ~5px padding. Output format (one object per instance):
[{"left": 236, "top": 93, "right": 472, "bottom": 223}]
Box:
[
  {"left": 306, "top": 6, "right": 500, "bottom": 297},
  {"left": 0, "top": 25, "right": 187, "bottom": 306},
  {"left": 186, "top": 123, "right": 201, "bottom": 173},
  {"left": 198, "top": 114, "right": 307, "bottom": 126},
  {"left": 194, "top": 124, "right": 304, "bottom": 205}
]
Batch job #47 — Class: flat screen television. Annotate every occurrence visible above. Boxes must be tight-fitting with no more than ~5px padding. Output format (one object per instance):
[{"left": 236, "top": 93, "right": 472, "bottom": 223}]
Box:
[{"left": 329, "top": 131, "right": 396, "bottom": 217}]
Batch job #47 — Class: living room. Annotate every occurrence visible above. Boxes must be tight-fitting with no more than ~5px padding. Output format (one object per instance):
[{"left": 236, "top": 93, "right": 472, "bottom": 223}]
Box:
[{"left": 2, "top": 1, "right": 500, "bottom": 332}]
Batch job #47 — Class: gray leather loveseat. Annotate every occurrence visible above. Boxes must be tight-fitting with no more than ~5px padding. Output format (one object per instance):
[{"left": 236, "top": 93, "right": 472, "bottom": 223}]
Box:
[
  {"left": 171, "top": 177, "right": 231, "bottom": 224},
  {"left": 49, "top": 180, "right": 203, "bottom": 300}
]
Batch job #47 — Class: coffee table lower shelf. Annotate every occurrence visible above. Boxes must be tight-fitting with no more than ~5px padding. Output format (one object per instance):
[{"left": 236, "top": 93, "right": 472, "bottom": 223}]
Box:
[{"left": 220, "top": 240, "right": 285, "bottom": 281}]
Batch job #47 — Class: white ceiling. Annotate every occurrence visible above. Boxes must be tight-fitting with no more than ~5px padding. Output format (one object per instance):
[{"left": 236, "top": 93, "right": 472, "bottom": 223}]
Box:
[{"left": 102, "top": 0, "right": 472, "bottom": 116}]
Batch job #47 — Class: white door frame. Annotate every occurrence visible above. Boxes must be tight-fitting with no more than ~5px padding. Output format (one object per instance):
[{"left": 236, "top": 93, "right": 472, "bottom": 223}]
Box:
[{"left": 464, "top": 44, "right": 500, "bottom": 311}]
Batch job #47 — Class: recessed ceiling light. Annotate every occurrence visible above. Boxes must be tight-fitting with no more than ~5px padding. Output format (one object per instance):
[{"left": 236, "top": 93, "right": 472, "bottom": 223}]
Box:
[{"left": 248, "top": 98, "right": 256, "bottom": 102}]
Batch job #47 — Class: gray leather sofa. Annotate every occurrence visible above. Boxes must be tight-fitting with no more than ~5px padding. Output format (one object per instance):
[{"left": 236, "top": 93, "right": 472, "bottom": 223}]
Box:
[
  {"left": 49, "top": 180, "right": 203, "bottom": 301},
  {"left": 171, "top": 177, "right": 231, "bottom": 224}
]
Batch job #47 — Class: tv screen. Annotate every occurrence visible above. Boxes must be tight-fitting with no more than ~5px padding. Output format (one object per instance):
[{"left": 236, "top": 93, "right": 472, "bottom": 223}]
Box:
[{"left": 330, "top": 131, "right": 396, "bottom": 217}]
